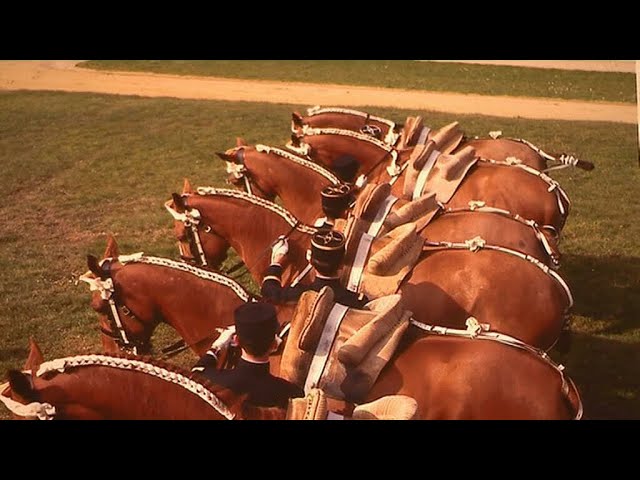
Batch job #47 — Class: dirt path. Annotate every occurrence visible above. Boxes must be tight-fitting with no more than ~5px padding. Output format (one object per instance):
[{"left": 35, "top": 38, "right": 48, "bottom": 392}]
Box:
[{"left": 0, "top": 61, "right": 636, "bottom": 124}]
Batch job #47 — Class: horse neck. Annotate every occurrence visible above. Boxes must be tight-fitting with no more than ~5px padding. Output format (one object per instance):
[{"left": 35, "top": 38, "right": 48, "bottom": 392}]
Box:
[
  {"left": 247, "top": 152, "right": 330, "bottom": 224},
  {"left": 194, "top": 196, "right": 311, "bottom": 285},
  {"left": 310, "top": 134, "right": 395, "bottom": 173},
  {"left": 306, "top": 112, "right": 392, "bottom": 136},
  {"left": 32, "top": 362, "right": 232, "bottom": 419},
  {"left": 114, "top": 262, "right": 244, "bottom": 356}
]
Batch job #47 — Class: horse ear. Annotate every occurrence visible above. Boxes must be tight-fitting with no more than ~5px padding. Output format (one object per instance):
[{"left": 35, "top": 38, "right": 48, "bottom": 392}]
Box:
[
  {"left": 215, "top": 152, "right": 234, "bottom": 162},
  {"left": 87, "top": 254, "right": 102, "bottom": 277},
  {"left": 292, "top": 112, "right": 305, "bottom": 128},
  {"left": 182, "top": 178, "right": 193, "bottom": 194},
  {"left": 172, "top": 193, "right": 187, "bottom": 213},
  {"left": 24, "top": 337, "right": 44, "bottom": 373},
  {"left": 7, "top": 370, "right": 37, "bottom": 403},
  {"left": 103, "top": 234, "right": 119, "bottom": 259},
  {"left": 236, "top": 137, "right": 247, "bottom": 147}
]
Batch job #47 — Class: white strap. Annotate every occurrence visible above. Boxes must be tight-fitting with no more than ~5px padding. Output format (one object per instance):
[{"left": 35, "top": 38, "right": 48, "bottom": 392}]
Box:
[
  {"left": 346, "top": 233, "right": 376, "bottom": 292},
  {"left": 412, "top": 150, "right": 440, "bottom": 200},
  {"left": 304, "top": 304, "right": 349, "bottom": 394},
  {"left": 368, "top": 195, "right": 398, "bottom": 237},
  {"left": 417, "top": 126, "right": 431, "bottom": 145},
  {"left": 346, "top": 195, "right": 397, "bottom": 292}
]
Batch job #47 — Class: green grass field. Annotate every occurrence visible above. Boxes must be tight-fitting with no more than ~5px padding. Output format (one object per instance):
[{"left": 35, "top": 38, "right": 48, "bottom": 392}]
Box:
[
  {"left": 79, "top": 60, "right": 637, "bottom": 104},
  {"left": 0, "top": 91, "right": 638, "bottom": 419}
]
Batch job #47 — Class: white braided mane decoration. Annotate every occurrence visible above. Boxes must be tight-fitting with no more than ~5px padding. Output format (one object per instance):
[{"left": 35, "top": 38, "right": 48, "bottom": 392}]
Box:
[
  {"left": 195, "top": 187, "right": 318, "bottom": 235},
  {"left": 301, "top": 126, "right": 398, "bottom": 156},
  {"left": 255, "top": 144, "right": 340, "bottom": 185},
  {"left": 118, "top": 255, "right": 251, "bottom": 302},
  {"left": 35, "top": 354, "right": 236, "bottom": 419},
  {"left": 306, "top": 106, "right": 397, "bottom": 131}
]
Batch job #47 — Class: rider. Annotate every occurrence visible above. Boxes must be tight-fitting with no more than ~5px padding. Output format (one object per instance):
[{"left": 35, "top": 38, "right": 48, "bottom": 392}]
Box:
[
  {"left": 260, "top": 229, "right": 368, "bottom": 309},
  {"left": 192, "top": 301, "right": 304, "bottom": 409}
]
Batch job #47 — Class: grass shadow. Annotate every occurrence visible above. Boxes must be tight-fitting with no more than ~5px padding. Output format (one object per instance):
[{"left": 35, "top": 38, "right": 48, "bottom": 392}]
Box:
[
  {"left": 560, "top": 254, "right": 640, "bottom": 335},
  {"left": 553, "top": 332, "right": 640, "bottom": 420}
]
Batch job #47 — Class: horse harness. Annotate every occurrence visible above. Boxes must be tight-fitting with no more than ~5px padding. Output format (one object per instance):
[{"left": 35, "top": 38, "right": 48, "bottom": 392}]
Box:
[{"left": 79, "top": 256, "right": 148, "bottom": 355}]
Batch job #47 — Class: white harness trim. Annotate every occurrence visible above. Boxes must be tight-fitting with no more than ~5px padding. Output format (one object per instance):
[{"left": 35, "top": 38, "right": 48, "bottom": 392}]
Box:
[
  {"left": 444, "top": 201, "right": 560, "bottom": 267},
  {"left": 510, "top": 137, "right": 583, "bottom": 172},
  {"left": 255, "top": 144, "right": 340, "bottom": 185},
  {"left": 304, "top": 303, "right": 350, "bottom": 394},
  {"left": 346, "top": 195, "right": 398, "bottom": 292},
  {"left": 284, "top": 141, "right": 311, "bottom": 157},
  {"left": 35, "top": 355, "right": 236, "bottom": 419},
  {"left": 301, "top": 125, "right": 398, "bottom": 160},
  {"left": 77, "top": 272, "right": 138, "bottom": 353},
  {"left": 412, "top": 149, "right": 441, "bottom": 200},
  {"left": 423, "top": 237, "right": 574, "bottom": 310},
  {"left": 195, "top": 187, "right": 318, "bottom": 235},
  {"left": 0, "top": 382, "right": 56, "bottom": 420},
  {"left": 409, "top": 318, "right": 583, "bottom": 420},
  {"left": 164, "top": 201, "right": 209, "bottom": 266},
  {"left": 477, "top": 158, "right": 571, "bottom": 216},
  {"left": 305, "top": 106, "right": 399, "bottom": 145},
  {"left": 225, "top": 161, "right": 247, "bottom": 180}
]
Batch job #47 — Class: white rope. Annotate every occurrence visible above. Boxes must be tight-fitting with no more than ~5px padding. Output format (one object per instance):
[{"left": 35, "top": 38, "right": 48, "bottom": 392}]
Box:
[
  {"left": 35, "top": 355, "right": 236, "bottom": 419},
  {"left": 195, "top": 187, "right": 317, "bottom": 235},
  {"left": 255, "top": 144, "right": 340, "bottom": 184}
]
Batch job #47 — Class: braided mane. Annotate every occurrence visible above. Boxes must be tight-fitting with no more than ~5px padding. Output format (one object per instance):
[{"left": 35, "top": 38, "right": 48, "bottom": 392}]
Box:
[
  {"left": 118, "top": 255, "right": 251, "bottom": 302},
  {"left": 195, "top": 187, "right": 317, "bottom": 235},
  {"left": 255, "top": 144, "right": 340, "bottom": 185},
  {"left": 301, "top": 126, "right": 397, "bottom": 154},
  {"left": 36, "top": 352, "right": 236, "bottom": 418}
]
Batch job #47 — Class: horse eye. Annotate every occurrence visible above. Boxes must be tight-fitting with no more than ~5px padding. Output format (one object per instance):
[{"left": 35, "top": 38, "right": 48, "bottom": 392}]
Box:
[{"left": 204, "top": 226, "right": 212, "bottom": 233}]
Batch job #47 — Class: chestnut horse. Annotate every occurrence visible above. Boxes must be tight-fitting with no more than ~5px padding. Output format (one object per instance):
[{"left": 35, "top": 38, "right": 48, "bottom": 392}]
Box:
[
  {"left": 218, "top": 142, "right": 561, "bottom": 266},
  {"left": 0, "top": 340, "right": 284, "bottom": 420},
  {"left": 288, "top": 126, "right": 571, "bottom": 234},
  {"left": 293, "top": 108, "right": 594, "bottom": 172},
  {"left": 78, "top": 235, "right": 298, "bottom": 358},
  {"left": 167, "top": 189, "right": 572, "bottom": 350},
  {"left": 77, "top": 243, "right": 582, "bottom": 419}
]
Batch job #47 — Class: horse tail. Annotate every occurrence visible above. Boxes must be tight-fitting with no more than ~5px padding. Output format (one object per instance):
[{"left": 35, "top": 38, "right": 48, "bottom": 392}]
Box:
[{"left": 555, "top": 153, "right": 595, "bottom": 171}]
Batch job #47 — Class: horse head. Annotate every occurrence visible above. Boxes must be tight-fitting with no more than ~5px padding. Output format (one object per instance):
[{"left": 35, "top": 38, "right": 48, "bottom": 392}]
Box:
[
  {"left": 79, "top": 236, "right": 157, "bottom": 355},
  {"left": 165, "top": 181, "right": 230, "bottom": 269},
  {"left": 1, "top": 343, "right": 285, "bottom": 420},
  {"left": 216, "top": 144, "right": 277, "bottom": 201}
]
